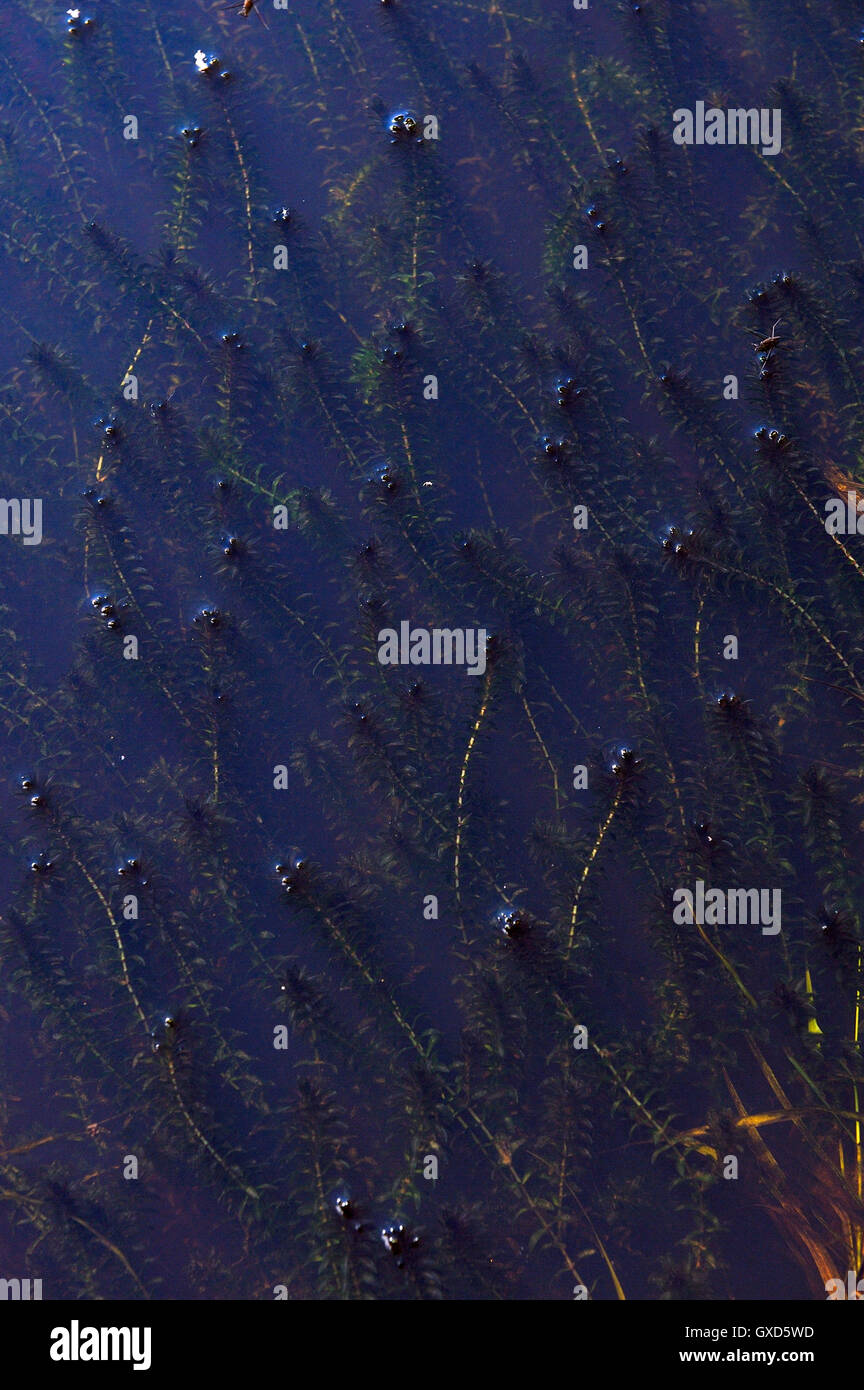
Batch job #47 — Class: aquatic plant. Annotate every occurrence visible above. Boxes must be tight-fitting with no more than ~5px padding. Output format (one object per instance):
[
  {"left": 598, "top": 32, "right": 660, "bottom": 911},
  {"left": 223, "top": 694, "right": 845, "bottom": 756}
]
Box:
[{"left": 0, "top": 0, "right": 863, "bottom": 1299}]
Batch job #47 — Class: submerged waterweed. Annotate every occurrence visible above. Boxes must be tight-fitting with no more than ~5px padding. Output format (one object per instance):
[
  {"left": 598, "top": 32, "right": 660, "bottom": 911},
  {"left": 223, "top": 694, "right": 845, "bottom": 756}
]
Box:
[{"left": 0, "top": 0, "right": 862, "bottom": 1307}]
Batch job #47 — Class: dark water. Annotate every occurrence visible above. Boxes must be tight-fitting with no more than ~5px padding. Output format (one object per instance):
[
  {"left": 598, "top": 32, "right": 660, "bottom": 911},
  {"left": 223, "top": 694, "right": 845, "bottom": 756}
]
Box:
[{"left": 1, "top": 0, "right": 864, "bottom": 1301}]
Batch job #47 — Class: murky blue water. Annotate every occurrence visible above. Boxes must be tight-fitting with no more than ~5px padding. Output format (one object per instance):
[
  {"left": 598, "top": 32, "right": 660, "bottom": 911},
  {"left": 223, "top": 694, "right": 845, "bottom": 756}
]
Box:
[{"left": 1, "top": 0, "right": 863, "bottom": 1300}]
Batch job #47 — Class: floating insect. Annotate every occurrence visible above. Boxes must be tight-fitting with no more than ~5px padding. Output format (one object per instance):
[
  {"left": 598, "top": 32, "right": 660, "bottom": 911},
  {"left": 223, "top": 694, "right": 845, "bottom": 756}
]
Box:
[
  {"left": 756, "top": 319, "right": 783, "bottom": 354},
  {"left": 232, "top": 0, "right": 269, "bottom": 27},
  {"left": 754, "top": 319, "right": 783, "bottom": 376}
]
